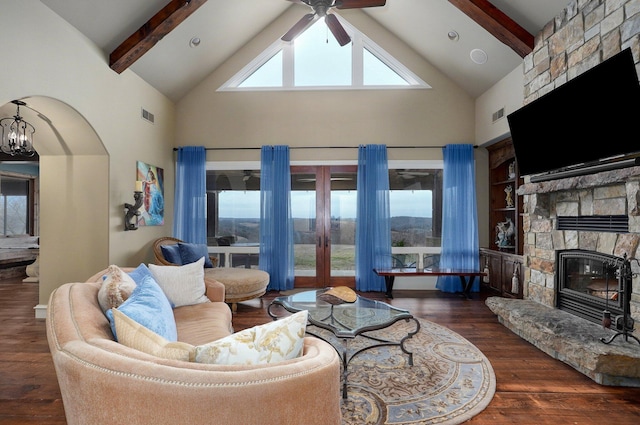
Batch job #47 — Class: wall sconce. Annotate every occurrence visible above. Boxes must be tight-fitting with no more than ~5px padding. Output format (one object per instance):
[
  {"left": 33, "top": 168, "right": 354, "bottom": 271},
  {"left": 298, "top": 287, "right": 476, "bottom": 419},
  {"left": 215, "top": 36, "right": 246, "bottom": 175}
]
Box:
[{"left": 124, "top": 183, "right": 144, "bottom": 231}]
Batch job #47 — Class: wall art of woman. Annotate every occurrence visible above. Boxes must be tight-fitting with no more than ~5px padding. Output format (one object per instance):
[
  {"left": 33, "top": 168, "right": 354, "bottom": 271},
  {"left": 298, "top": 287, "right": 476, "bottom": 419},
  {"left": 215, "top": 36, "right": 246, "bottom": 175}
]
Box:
[{"left": 137, "top": 162, "right": 164, "bottom": 226}]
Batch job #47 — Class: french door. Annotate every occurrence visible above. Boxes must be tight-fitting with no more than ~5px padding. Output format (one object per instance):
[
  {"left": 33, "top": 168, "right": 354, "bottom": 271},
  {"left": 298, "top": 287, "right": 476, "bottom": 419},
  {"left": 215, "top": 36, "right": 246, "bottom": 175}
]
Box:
[{"left": 291, "top": 165, "right": 357, "bottom": 288}]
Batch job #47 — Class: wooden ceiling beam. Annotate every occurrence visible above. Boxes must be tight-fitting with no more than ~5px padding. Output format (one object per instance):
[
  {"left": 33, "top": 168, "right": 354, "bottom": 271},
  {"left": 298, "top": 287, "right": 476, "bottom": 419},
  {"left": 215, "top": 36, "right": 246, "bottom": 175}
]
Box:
[
  {"left": 109, "top": 0, "right": 208, "bottom": 74},
  {"left": 448, "top": 0, "right": 533, "bottom": 58}
]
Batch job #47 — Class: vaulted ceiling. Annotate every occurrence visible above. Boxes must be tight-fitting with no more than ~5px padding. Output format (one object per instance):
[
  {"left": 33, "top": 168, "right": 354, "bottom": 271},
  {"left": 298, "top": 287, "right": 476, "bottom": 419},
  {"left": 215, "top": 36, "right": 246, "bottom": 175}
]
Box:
[
  {"left": 39, "top": 0, "right": 566, "bottom": 101},
  {"left": 2, "top": 1, "right": 567, "bottom": 163}
]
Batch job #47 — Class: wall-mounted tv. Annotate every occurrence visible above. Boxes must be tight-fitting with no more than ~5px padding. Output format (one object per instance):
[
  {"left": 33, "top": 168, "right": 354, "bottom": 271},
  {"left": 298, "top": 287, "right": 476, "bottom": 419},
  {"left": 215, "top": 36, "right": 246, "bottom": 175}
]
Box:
[{"left": 507, "top": 48, "right": 640, "bottom": 180}]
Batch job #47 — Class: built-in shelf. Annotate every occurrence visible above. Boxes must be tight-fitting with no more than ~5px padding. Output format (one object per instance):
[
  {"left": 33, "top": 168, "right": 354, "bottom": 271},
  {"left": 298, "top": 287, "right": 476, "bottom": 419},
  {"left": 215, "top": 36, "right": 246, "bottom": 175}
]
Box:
[{"left": 481, "top": 138, "right": 524, "bottom": 299}]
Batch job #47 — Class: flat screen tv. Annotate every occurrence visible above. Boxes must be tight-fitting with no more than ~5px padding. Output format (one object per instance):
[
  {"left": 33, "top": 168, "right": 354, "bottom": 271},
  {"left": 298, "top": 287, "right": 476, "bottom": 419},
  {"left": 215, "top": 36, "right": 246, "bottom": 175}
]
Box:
[{"left": 507, "top": 47, "right": 640, "bottom": 179}]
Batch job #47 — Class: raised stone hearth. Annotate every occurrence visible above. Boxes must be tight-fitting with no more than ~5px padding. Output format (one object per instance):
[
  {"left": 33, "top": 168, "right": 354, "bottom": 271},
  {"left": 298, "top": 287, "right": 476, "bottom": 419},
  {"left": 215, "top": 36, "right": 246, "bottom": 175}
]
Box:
[{"left": 486, "top": 297, "right": 640, "bottom": 387}]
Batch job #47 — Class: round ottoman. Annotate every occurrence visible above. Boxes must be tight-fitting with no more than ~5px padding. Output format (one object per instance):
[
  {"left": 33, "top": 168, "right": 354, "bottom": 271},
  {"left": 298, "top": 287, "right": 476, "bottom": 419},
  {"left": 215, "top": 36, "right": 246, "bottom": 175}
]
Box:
[{"left": 205, "top": 268, "right": 270, "bottom": 312}]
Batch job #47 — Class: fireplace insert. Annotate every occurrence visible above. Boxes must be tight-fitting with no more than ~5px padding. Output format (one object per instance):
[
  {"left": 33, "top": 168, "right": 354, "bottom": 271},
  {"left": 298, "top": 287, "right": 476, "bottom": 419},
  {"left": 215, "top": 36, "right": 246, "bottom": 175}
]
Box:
[{"left": 556, "top": 250, "right": 629, "bottom": 325}]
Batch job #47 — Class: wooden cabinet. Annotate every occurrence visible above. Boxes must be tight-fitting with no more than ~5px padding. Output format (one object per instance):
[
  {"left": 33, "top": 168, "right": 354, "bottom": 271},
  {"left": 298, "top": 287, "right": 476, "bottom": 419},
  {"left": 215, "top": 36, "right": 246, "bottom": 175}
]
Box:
[
  {"left": 480, "top": 248, "right": 524, "bottom": 298},
  {"left": 482, "top": 138, "right": 524, "bottom": 298}
]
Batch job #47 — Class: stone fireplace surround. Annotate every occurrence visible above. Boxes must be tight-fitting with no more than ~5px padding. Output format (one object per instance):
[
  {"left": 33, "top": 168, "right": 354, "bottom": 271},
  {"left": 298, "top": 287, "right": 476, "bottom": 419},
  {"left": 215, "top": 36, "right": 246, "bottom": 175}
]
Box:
[
  {"left": 519, "top": 165, "right": 640, "bottom": 319},
  {"left": 487, "top": 165, "right": 640, "bottom": 387}
]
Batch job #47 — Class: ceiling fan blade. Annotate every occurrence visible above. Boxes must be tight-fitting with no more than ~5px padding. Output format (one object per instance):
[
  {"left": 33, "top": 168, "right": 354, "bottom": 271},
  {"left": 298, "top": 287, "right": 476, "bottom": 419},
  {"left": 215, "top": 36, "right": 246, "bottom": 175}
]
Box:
[
  {"left": 335, "top": 0, "right": 386, "bottom": 9},
  {"left": 325, "top": 14, "right": 351, "bottom": 46},
  {"left": 282, "top": 13, "right": 317, "bottom": 42}
]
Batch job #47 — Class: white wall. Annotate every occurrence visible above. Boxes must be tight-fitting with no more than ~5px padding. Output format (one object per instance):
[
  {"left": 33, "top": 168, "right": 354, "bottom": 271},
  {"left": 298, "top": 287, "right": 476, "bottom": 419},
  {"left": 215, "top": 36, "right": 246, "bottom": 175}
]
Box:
[
  {"left": 0, "top": 1, "right": 176, "bottom": 308},
  {"left": 475, "top": 65, "right": 525, "bottom": 146},
  {"left": 177, "top": 8, "right": 477, "bottom": 163}
]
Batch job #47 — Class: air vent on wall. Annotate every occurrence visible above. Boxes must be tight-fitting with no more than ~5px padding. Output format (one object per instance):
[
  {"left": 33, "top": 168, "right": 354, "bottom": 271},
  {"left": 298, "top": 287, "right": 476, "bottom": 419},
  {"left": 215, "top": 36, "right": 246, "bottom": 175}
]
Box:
[
  {"left": 557, "top": 215, "right": 629, "bottom": 233},
  {"left": 141, "top": 108, "right": 155, "bottom": 124},
  {"left": 492, "top": 107, "right": 504, "bottom": 123}
]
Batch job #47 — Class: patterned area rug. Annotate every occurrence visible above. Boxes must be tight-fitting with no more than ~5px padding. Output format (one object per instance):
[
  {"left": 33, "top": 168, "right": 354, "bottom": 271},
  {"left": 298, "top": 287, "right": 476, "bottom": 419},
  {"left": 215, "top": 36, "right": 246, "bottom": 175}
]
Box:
[{"left": 311, "top": 318, "right": 496, "bottom": 425}]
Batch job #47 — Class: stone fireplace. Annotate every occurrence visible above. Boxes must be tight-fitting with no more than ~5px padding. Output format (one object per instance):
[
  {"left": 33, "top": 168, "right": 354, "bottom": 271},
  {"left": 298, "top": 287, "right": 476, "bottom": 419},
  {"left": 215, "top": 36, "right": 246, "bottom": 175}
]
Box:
[
  {"left": 513, "top": 0, "right": 640, "bottom": 328},
  {"left": 518, "top": 166, "right": 640, "bottom": 330},
  {"left": 486, "top": 168, "right": 640, "bottom": 386}
]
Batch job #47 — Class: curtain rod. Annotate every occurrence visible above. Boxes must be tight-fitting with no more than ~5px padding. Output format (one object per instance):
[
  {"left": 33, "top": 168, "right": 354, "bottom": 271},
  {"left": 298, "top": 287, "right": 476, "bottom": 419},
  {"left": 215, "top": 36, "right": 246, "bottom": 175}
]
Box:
[{"left": 173, "top": 145, "right": 478, "bottom": 151}]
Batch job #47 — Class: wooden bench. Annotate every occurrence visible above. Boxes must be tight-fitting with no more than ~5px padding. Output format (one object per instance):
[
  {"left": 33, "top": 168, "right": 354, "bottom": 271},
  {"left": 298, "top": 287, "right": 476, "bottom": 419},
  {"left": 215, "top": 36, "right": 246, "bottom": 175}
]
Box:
[{"left": 373, "top": 267, "right": 486, "bottom": 299}]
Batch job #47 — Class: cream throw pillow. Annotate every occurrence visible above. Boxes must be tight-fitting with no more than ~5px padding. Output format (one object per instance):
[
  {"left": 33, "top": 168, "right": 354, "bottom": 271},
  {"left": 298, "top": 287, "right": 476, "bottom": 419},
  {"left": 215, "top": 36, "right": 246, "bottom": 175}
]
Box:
[
  {"left": 149, "top": 257, "right": 209, "bottom": 307},
  {"left": 194, "top": 310, "right": 308, "bottom": 365},
  {"left": 112, "top": 309, "right": 194, "bottom": 361},
  {"left": 97, "top": 264, "right": 137, "bottom": 313}
]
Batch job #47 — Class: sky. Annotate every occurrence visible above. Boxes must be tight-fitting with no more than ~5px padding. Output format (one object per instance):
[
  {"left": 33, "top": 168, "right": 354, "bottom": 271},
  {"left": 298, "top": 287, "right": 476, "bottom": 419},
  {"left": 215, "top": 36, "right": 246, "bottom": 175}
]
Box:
[
  {"left": 239, "top": 17, "right": 408, "bottom": 88},
  {"left": 219, "top": 190, "right": 432, "bottom": 219}
]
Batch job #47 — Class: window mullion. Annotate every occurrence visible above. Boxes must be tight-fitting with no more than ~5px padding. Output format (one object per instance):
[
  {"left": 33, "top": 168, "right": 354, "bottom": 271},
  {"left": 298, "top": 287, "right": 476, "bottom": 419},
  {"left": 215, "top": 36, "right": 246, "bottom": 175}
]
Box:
[
  {"left": 282, "top": 42, "right": 294, "bottom": 87},
  {"left": 352, "top": 35, "right": 363, "bottom": 87}
]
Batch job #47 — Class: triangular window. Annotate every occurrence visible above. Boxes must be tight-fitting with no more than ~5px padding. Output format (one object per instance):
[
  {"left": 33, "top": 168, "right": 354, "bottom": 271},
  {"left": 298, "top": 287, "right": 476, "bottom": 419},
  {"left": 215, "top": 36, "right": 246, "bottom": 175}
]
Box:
[{"left": 220, "top": 15, "right": 430, "bottom": 91}]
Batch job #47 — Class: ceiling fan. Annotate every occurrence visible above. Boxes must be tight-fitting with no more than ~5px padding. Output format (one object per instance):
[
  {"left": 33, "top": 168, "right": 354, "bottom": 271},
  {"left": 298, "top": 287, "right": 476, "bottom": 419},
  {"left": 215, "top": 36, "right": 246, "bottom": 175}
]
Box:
[{"left": 281, "top": 0, "right": 386, "bottom": 46}]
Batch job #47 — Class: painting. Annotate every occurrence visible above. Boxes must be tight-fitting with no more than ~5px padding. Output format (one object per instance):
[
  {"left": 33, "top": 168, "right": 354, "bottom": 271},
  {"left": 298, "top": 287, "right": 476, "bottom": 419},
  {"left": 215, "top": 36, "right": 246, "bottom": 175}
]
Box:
[{"left": 136, "top": 161, "right": 164, "bottom": 227}]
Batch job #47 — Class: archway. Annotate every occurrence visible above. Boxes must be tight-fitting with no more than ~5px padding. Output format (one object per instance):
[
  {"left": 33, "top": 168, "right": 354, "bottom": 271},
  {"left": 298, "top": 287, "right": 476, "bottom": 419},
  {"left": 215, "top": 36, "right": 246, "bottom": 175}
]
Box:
[{"left": 0, "top": 96, "right": 109, "bottom": 314}]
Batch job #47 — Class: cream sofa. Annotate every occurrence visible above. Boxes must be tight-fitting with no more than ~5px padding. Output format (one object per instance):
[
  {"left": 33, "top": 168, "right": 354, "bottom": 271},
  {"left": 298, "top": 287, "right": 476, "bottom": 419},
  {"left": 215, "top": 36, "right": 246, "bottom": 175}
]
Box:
[{"left": 46, "top": 267, "right": 342, "bottom": 425}]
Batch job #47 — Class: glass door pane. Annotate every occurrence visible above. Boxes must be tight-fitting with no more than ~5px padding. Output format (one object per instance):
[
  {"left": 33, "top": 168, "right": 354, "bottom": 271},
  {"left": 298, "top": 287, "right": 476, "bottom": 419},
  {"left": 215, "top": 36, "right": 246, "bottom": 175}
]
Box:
[
  {"left": 291, "top": 166, "right": 356, "bottom": 288},
  {"left": 0, "top": 176, "right": 30, "bottom": 235},
  {"left": 291, "top": 170, "right": 318, "bottom": 281},
  {"left": 329, "top": 169, "right": 357, "bottom": 281}
]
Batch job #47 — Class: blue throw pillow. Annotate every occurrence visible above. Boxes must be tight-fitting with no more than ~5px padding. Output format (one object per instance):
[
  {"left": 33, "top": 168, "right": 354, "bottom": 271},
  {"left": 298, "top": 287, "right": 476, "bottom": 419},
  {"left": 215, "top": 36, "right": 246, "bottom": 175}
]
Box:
[
  {"left": 127, "top": 263, "right": 153, "bottom": 285},
  {"left": 105, "top": 274, "right": 177, "bottom": 342},
  {"left": 178, "top": 242, "right": 213, "bottom": 268},
  {"left": 160, "top": 244, "right": 182, "bottom": 265}
]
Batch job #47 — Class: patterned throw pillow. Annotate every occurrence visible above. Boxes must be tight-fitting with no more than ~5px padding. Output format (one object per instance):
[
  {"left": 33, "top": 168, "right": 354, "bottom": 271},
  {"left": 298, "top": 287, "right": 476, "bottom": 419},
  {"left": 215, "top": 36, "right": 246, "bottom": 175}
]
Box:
[
  {"left": 149, "top": 258, "right": 209, "bottom": 307},
  {"left": 112, "top": 309, "right": 194, "bottom": 361},
  {"left": 97, "top": 265, "right": 137, "bottom": 313},
  {"left": 106, "top": 274, "right": 178, "bottom": 342},
  {"left": 194, "top": 310, "right": 308, "bottom": 365}
]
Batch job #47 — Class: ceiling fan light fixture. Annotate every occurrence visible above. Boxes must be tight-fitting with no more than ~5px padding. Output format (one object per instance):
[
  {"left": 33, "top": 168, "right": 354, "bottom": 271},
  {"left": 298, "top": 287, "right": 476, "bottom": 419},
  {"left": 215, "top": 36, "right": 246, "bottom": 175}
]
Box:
[
  {"left": 325, "top": 14, "right": 351, "bottom": 46},
  {"left": 282, "top": 0, "right": 384, "bottom": 45},
  {"left": 0, "top": 100, "right": 36, "bottom": 158}
]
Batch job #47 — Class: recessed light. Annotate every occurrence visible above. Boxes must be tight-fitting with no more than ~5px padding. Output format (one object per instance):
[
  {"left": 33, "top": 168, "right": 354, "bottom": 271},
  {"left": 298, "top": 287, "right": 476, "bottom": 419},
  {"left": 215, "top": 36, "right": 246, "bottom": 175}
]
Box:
[
  {"left": 448, "top": 30, "right": 459, "bottom": 42},
  {"left": 470, "top": 48, "right": 488, "bottom": 64},
  {"left": 189, "top": 37, "right": 201, "bottom": 48}
]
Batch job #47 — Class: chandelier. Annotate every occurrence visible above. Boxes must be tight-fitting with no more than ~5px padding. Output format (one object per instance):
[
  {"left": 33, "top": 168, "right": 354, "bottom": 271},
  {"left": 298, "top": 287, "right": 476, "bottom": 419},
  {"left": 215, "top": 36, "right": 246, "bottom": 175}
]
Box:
[{"left": 0, "top": 100, "right": 36, "bottom": 157}]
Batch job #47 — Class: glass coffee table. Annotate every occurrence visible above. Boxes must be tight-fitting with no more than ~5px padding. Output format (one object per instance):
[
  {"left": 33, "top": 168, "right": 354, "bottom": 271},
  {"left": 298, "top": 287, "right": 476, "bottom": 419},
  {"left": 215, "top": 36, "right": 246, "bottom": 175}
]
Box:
[{"left": 268, "top": 289, "right": 420, "bottom": 399}]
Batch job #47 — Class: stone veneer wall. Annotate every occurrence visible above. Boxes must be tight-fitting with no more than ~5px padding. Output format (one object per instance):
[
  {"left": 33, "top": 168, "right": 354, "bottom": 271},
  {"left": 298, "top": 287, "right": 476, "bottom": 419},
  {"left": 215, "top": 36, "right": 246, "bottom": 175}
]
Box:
[
  {"left": 518, "top": 0, "right": 640, "bottom": 326},
  {"left": 523, "top": 0, "right": 640, "bottom": 103},
  {"left": 518, "top": 168, "right": 640, "bottom": 323}
]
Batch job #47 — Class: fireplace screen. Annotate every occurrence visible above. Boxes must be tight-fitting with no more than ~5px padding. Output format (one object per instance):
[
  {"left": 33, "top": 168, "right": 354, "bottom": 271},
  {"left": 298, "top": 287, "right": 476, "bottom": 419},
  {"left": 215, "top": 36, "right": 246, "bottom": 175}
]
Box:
[{"left": 556, "top": 250, "right": 626, "bottom": 324}]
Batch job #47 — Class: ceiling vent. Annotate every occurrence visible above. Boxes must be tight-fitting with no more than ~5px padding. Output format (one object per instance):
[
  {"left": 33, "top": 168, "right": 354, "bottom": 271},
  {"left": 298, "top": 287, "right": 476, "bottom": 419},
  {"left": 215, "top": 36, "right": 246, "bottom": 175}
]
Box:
[
  {"left": 492, "top": 107, "right": 504, "bottom": 123},
  {"left": 141, "top": 108, "right": 155, "bottom": 124},
  {"left": 557, "top": 215, "right": 629, "bottom": 233}
]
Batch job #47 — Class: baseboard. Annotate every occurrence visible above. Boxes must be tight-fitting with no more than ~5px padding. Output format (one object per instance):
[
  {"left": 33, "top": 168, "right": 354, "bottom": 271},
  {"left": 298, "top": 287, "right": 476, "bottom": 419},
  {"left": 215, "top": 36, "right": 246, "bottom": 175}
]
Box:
[{"left": 34, "top": 304, "right": 47, "bottom": 319}]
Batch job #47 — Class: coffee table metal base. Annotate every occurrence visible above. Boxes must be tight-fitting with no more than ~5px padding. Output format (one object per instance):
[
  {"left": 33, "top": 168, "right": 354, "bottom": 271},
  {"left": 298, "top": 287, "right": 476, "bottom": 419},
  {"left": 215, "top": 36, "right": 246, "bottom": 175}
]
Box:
[
  {"left": 267, "top": 290, "right": 420, "bottom": 399},
  {"left": 307, "top": 317, "right": 421, "bottom": 399}
]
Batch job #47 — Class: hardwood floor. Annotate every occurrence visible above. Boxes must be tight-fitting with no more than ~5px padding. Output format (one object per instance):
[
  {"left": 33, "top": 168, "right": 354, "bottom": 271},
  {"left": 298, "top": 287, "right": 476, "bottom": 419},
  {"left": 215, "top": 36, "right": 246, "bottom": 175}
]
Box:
[{"left": 2, "top": 276, "right": 640, "bottom": 424}]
